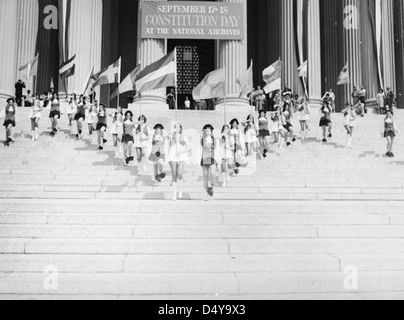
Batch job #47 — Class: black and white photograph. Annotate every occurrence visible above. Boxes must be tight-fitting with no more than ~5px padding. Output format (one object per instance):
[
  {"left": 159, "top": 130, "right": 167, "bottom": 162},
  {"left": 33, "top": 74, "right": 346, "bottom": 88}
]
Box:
[{"left": 1, "top": 0, "right": 404, "bottom": 304}]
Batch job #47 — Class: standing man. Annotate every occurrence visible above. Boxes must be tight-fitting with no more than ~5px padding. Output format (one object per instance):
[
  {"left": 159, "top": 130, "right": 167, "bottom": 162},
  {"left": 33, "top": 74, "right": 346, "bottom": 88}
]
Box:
[
  {"left": 359, "top": 85, "right": 367, "bottom": 114},
  {"left": 167, "top": 88, "right": 176, "bottom": 110},
  {"left": 15, "top": 80, "right": 26, "bottom": 107},
  {"left": 385, "top": 88, "right": 395, "bottom": 112},
  {"left": 253, "top": 86, "right": 266, "bottom": 111}
]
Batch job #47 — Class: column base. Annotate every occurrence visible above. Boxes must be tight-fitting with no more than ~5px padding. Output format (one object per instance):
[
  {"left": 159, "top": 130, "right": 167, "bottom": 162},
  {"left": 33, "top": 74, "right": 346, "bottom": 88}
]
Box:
[
  {"left": 308, "top": 97, "right": 323, "bottom": 108},
  {"left": 215, "top": 97, "right": 255, "bottom": 121}
]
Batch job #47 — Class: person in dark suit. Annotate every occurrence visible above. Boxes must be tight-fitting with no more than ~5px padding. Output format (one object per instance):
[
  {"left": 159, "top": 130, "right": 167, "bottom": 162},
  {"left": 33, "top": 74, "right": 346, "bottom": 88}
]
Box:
[{"left": 15, "top": 80, "right": 26, "bottom": 107}]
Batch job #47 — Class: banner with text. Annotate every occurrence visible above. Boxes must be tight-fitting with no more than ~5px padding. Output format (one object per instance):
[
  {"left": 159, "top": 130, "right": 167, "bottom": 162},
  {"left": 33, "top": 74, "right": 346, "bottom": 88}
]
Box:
[{"left": 141, "top": 1, "right": 244, "bottom": 40}]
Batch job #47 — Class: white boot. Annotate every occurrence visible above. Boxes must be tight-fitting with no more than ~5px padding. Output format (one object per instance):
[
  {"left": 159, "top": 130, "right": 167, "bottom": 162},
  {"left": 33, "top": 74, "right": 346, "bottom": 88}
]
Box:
[
  {"left": 347, "top": 137, "right": 353, "bottom": 149},
  {"left": 31, "top": 131, "right": 35, "bottom": 141},
  {"left": 177, "top": 179, "right": 184, "bottom": 199},
  {"left": 172, "top": 183, "right": 178, "bottom": 201}
]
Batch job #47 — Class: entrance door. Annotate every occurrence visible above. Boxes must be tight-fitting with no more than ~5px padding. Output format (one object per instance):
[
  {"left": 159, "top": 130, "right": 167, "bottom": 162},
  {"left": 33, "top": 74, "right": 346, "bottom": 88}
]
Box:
[{"left": 167, "top": 40, "right": 215, "bottom": 110}]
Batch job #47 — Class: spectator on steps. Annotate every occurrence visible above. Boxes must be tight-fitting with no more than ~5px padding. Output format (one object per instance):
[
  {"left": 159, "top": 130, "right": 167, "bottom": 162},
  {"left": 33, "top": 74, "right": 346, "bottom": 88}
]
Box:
[{"left": 15, "top": 80, "right": 25, "bottom": 107}]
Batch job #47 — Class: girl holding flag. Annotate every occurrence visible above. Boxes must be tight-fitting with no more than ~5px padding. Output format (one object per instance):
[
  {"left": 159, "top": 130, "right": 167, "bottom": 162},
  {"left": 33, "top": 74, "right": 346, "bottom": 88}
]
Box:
[
  {"left": 3, "top": 98, "right": 17, "bottom": 147},
  {"left": 75, "top": 95, "right": 86, "bottom": 140}
]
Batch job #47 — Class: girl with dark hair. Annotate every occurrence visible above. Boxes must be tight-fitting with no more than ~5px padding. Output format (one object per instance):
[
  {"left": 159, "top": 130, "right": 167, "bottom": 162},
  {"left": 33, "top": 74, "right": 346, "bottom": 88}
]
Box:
[
  {"left": 96, "top": 104, "right": 108, "bottom": 150},
  {"left": 49, "top": 93, "right": 61, "bottom": 137},
  {"left": 297, "top": 96, "right": 310, "bottom": 140},
  {"left": 122, "top": 111, "right": 135, "bottom": 166},
  {"left": 270, "top": 107, "right": 287, "bottom": 151},
  {"left": 258, "top": 110, "right": 271, "bottom": 158},
  {"left": 382, "top": 110, "right": 399, "bottom": 157},
  {"left": 110, "top": 106, "right": 124, "bottom": 159},
  {"left": 134, "top": 115, "right": 150, "bottom": 175},
  {"left": 29, "top": 93, "right": 43, "bottom": 141},
  {"left": 229, "top": 118, "right": 245, "bottom": 175},
  {"left": 75, "top": 95, "right": 86, "bottom": 140},
  {"left": 319, "top": 101, "right": 333, "bottom": 143},
  {"left": 167, "top": 123, "right": 189, "bottom": 201},
  {"left": 243, "top": 114, "right": 258, "bottom": 156},
  {"left": 282, "top": 95, "right": 296, "bottom": 147},
  {"left": 149, "top": 124, "right": 167, "bottom": 186},
  {"left": 87, "top": 100, "right": 99, "bottom": 138},
  {"left": 201, "top": 124, "right": 217, "bottom": 200},
  {"left": 3, "top": 98, "right": 16, "bottom": 147},
  {"left": 219, "top": 125, "right": 233, "bottom": 187}
]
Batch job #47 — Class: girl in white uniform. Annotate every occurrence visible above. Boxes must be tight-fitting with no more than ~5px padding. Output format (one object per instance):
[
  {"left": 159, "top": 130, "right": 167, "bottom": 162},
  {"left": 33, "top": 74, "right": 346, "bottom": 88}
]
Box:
[
  {"left": 87, "top": 101, "right": 99, "bottom": 137},
  {"left": 243, "top": 115, "right": 258, "bottom": 156},
  {"left": 270, "top": 107, "right": 287, "bottom": 150},
  {"left": 110, "top": 107, "right": 124, "bottom": 159},
  {"left": 167, "top": 123, "right": 189, "bottom": 201},
  {"left": 219, "top": 125, "right": 233, "bottom": 187},
  {"left": 229, "top": 119, "right": 246, "bottom": 175},
  {"left": 258, "top": 110, "right": 271, "bottom": 158},
  {"left": 96, "top": 104, "right": 108, "bottom": 150},
  {"left": 29, "top": 94, "right": 43, "bottom": 141},
  {"left": 296, "top": 97, "right": 310, "bottom": 140},
  {"left": 3, "top": 98, "right": 16, "bottom": 147},
  {"left": 75, "top": 96, "right": 86, "bottom": 140},
  {"left": 122, "top": 111, "right": 135, "bottom": 166},
  {"left": 134, "top": 115, "right": 150, "bottom": 175},
  {"left": 67, "top": 94, "right": 77, "bottom": 127},
  {"left": 342, "top": 102, "right": 359, "bottom": 148}
]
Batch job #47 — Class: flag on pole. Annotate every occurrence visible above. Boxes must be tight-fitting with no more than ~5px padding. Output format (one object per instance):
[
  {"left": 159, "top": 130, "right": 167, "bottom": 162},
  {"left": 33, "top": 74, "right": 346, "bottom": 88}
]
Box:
[
  {"left": 82, "top": 65, "right": 96, "bottom": 96},
  {"left": 59, "top": 55, "right": 76, "bottom": 78},
  {"left": 337, "top": 62, "right": 350, "bottom": 85},
  {"left": 91, "top": 58, "right": 121, "bottom": 89},
  {"left": 135, "top": 50, "right": 177, "bottom": 93},
  {"left": 19, "top": 54, "right": 39, "bottom": 81},
  {"left": 192, "top": 68, "right": 226, "bottom": 100},
  {"left": 111, "top": 64, "right": 142, "bottom": 99},
  {"left": 298, "top": 60, "right": 308, "bottom": 78},
  {"left": 263, "top": 59, "right": 282, "bottom": 94},
  {"left": 237, "top": 60, "right": 253, "bottom": 98}
]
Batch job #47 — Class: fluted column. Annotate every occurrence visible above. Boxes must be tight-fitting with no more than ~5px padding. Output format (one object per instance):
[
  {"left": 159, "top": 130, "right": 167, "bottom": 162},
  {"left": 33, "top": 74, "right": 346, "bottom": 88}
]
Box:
[
  {"left": 136, "top": 0, "right": 167, "bottom": 107},
  {"left": 394, "top": 0, "right": 404, "bottom": 107},
  {"left": 307, "top": 0, "right": 322, "bottom": 107},
  {"left": 0, "top": 0, "right": 18, "bottom": 101},
  {"left": 360, "top": 0, "right": 379, "bottom": 107},
  {"left": 381, "top": 0, "right": 396, "bottom": 93},
  {"left": 16, "top": 0, "right": 39, "bottom": 93},
  {"left": 217, "top": 0, "right": 248, "bottom": 107},
  {"left": 343, "top": 0, "right": 362, "bottom": 102},
  {"left": 67, "top": 0, "right": 102, "bottom": 96}
]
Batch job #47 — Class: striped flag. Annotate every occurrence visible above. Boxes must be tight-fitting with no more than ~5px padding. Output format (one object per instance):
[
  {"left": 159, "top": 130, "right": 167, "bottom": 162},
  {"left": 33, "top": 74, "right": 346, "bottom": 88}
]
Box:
[
  {"left": 192, "top": 68, "right": 226, "bottom": 100},
  {"left": 92, "top": 58, "right": 121, "bottom": 89},
  {"left": 263, "top": 59, "right": 282, "bottom": 94},
  {"left": 237, "top": 60, "right": 253, "bottom": 98},
  {"left": 337, "top": 63, "right": 350, "bottom": 85},
  {"left": 111, "top": 64, "right": 142, "bottom": 99},
  {"left": 82, "top": 66, "right": 96, "bottom": 96},
  {"left": 19, "top": 54, "right": 39, "bottom": 81},
  {"left": 59, "top": 55, "right": 76, "bottom": 78},
  {"left": 135, "top": 50, "right": 177, "bottom": 93}
]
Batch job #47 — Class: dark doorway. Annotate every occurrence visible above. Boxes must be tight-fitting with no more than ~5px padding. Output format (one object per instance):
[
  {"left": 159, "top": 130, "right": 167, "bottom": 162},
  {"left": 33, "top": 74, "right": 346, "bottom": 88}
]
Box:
[{"left": 167, "top": 40, "right": 215, "bottom": 109}]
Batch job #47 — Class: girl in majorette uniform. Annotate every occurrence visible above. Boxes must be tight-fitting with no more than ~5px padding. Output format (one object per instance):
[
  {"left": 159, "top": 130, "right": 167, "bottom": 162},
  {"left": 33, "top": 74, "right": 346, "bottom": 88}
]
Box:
[
  {"left": 75, "top": 96, "right": 86, "bottom": 140},
  {"left": 282, "top": 95, "right": 297, "bottom": 147},
  {"left": 229, "top": 119, "right": 246, "bottom": 175},
  {"left": 319, "top": 100, "right": 333, "bottom": 143},
  {"left": 201, "top": 124, "right": 217, "bottom": 200},
  {"left": 258, "top": 110, "right": 271, "bottom": 158},
  {"left": 3, "top": 98, "right": 16, "bottom": 147},
  {"left": 382, "top": 110, "right": 399, "bottom": 158},
  {"left": 87, "top": 101, "right": 99, "bottom": 138},
  {"left": 243, "top": 115, "right": 258, "bottom": 156},
  {"left": 270, "top": 107, "right": 287, "bottom": 150},
  {"left": 342, "top": 102, "right": 359, "bottom": 149},
  {"left": 134, "top": 115, "right": 150, "bottom": 175},
  {"left": 219, "top": 125, "right": 233, "bottom": 187},
  {"left": 167, "top": 123, "right": 189, "bottom": 201},
  {"left": 66, "top": 94, "right": 77, "bottom": 127},
  {"left": 296, "top": 96, "right": 310, "bottom": 140},
  {"left": 122, "top": 110, "right": 136, "bottom": 165},
  {"left": 110, "top": 106, "right": 124, "bottom": 159},
  {"left": 29, "top": 93, "right": 44, "bottom": 141},
  {"left": 149, "top": 124, "right": 167, "bottom": 186},
  {"left": 96, "top": 104, "right": 108, "bottom": 150},
  {"left": 49, "top": 93, "right": 61, "bottom": 137}
]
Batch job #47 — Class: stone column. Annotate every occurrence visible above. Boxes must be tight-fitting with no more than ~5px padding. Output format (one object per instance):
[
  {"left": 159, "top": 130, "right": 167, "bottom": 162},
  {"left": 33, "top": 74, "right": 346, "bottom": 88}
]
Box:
[
  {"left": 0, "top": 0, "right": 18, "bottom": 102},
  {"left": 282, "top": 0, "right": 297, "bottom": 93},
  {"left": 16, "top": 0, "right": 40, "bottom": 93},
  {"left": 217, "top": 0, "right": 249, "bottom": 109},
  {"left": 343, "top": 0, "right": 362, "bottom": 102},
  {"left": 381, "top": 0, "right": 396, "bottom": 93},
  {"left": 307, "top": 0, "right": 322, "bottom": 107},
  {"left": 67, "top": 0, "right": 103, "bottom": 96},
  {"left": 135, "top": 0, "right": 167, "bottom": 108},
  {"left": 394, "top": 0, "right": 404, "bottom": 107}
]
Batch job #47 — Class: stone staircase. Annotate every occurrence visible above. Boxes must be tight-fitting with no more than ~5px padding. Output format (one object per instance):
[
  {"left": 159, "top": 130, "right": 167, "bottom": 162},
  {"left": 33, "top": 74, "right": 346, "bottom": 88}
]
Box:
[{"left": 0, "top": 107, "right": 404, "bottom": 300}]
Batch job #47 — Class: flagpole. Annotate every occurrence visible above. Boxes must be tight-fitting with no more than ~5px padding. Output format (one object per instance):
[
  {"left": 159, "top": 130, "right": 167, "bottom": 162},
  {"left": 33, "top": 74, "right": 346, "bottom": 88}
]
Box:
[
  {"left": 174, "top": 48, "right": 178, "bottom": 122},
  {"left": 117, "top": 57, "right": 122, "bottom": 110}
]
